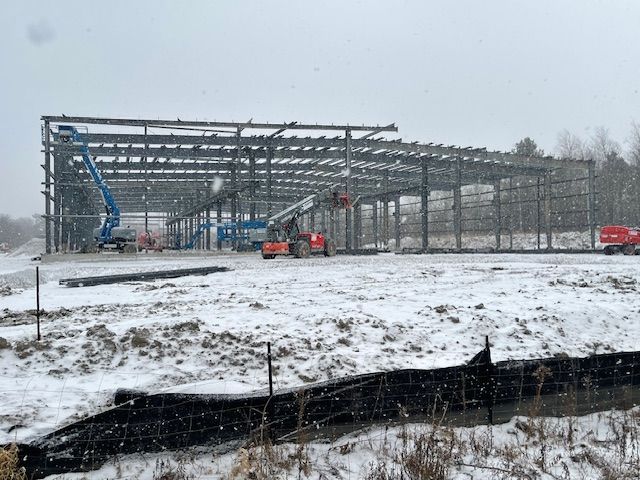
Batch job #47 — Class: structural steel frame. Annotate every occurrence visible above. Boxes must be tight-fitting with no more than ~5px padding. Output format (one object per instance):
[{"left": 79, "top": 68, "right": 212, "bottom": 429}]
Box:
[{"left": 41, "top": 115, "right": 596, "bottom": 253}]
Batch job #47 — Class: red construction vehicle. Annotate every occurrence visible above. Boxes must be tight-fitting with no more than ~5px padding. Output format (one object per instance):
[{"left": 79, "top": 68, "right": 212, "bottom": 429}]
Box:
[
  {"left": 600, "top": 225, "right": 640, "bottom": 255},
  {"left": 261, "top": 189, "right": 350, "bottom": 259},
  {"left": 137, "top": 231, "right": 164, "bottom": 252}
]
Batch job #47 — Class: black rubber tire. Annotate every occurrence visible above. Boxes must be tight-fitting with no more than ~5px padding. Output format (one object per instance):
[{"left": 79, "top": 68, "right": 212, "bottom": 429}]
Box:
[
  {"left": 603, "top": 245, "right": 615, "bottom": 255},
  {"left": 123, "top": 244, "right": 137, "bottom": 254},
  {"left": 623, "top": 244, "right": 636, "bottom": 256},
  {"left": 324, "top": 239, "right": 337, "bottom": 257},
  {"left": 262, "top": 254, "right": 275, "bottom": 259},
  {"left": 294, "top": 240, "right": 311, "bottom": 258}
]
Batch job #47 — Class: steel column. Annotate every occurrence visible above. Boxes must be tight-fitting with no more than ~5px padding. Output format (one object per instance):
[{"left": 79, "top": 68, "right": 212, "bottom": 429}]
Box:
[
  {"left": 206, "top": 207, "right": 211, "bottom": 250},
  {"left": 588, "top": 160, "right": 596, "bottom": 249},
  {"left": 508, "top": 177, "right": 513, "bottom": 249},
  {"left": 249, "top": 152, "right": 256, "bottom": 221},
  {"left": 144, "top": 124, "right": 149, "bottom": 234},
  {"left": 216, "top": 201, "right": 222, "bottom": 250},
  {"left": 494, "top": 180, "right": 501, "bottom": 250},
  {"left": 345, "top": 128, "right": 353, "bottom": 251},
  {"left": 544, "top": 171, "right": 553, "bottom": 249},
  {"left": 394, "top": 195, "right": 401, "bottom": 250},
  {"left": 53, "top": 154, "right": 61, "bottom": 252},
  {"left": 421, "top": 158, "right": 429, "bottom": 251},
  {"left": 266, "top": 145, "right": 273, "bottom": 218},
  {"left": 383, "top": 173, "right": 389, "bottom": 247},
  {"left": 230, "top": 164, "right": 238, "bottom": 249},
  {"left": 321, "top": 209, "right": 327, "bottom": 234},
  {"left": 329, "top": 207, "right": 336, "bottom": 240},
  {"left": 536, "top": 177, "right": 542, "bottom": 250},
  {"left": 334, "top": 208, "right": 341, "bottom": 247},
  {"left": 354, "top": 203, "right": 362, "bottom": 249},
  {"left": 44, "top": 120, "right": 52, "bottom": 254},
  {"left": 453, "top": 157, "right": 462, "bottom": 250},
  {"left": 372, "top": 201, "right": 378, "bottom": 249},
  {"left": 233, "top": 129, "right": 241, "bottom": 248}
]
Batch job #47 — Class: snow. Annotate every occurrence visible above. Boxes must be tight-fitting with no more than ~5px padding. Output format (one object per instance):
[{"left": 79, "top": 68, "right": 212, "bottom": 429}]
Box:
[
  {"left": 38, "top": 408, "right": 640, "bottom": 479},
  {"left": 6, "top": 238, "right": 46, "bottom": 258},
  {"left": 1, "top": 249, "right": 639, "bottom": 476}
]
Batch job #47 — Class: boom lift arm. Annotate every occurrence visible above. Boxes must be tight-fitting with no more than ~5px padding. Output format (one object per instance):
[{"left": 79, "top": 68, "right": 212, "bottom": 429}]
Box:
[
  {"left": 267, "top": 189, "right": 351, "bottom": 240},
  {"left": 261, "top": 188, "right": 350, "bottom": 259},
  {"left": 57, "top": 125, "right": 135, "bottom": 250}
]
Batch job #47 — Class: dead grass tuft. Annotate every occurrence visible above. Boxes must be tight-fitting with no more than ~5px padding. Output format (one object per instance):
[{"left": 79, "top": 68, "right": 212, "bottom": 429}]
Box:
[
  {"left": 0, "top": 443, "right": 26, "bottom": 480},
  {"left": 151, "top": 458, "right": 193, "bottom": 480}
]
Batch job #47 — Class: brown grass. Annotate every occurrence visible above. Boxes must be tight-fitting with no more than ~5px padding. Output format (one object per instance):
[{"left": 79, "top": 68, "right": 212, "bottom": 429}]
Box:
[{"left": 0, "top": 444, "right": 26, "bottom": 480}]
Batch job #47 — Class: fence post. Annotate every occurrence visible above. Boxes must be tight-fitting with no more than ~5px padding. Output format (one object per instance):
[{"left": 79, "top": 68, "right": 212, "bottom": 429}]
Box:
[
  {"left": 36, "top": 267, "right": 41, "bottom": 341},
  {"left": 265, "top": 342, "right": 276, "bottom": 441},
  {"left": 267, "top": 342, "right": 273, "bottom": 397},
  {"left": 485, "top": 335, "right": 495, "bottom": 424}
]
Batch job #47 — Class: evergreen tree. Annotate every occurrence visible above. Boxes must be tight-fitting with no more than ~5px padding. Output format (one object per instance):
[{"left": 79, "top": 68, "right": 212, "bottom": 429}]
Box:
[{"left": 513, "top": 137, "right": 545, "bottom": 157}]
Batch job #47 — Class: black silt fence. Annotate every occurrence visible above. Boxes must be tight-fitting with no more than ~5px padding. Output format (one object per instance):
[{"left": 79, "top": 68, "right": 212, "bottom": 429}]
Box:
[{"left": 15, "top": 347, "right": 640, "bottom": 479}]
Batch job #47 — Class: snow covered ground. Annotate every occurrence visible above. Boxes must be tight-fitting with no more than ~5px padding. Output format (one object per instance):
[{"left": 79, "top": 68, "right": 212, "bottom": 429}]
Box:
[
  {"left": 49, "top": 408, "right": 640, "bottom": 480},
  {"left": 1, "top": 248, "right": 639, "bottom": 477}
]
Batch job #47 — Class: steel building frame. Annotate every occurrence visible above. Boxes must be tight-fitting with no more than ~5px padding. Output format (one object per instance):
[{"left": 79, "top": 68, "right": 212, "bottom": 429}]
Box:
[{"left": 41, "top": 115, "right": 596, "bottom": 253}]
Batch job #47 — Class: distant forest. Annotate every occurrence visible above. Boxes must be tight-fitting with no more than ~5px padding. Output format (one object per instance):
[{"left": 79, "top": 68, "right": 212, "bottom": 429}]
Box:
[
  {"left": 0, "top": 214, "right": 44, "bottom": 248},
  {"left": 538, "top": 121, "right": 640, "bottom": 227}
]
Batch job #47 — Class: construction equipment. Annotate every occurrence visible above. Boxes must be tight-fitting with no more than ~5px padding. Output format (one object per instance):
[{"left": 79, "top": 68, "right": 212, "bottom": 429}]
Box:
[
  {"left": 600, "top": 225, "right": 640, "bottom": 255},
  {"left": 261, "top": 189, "right": 350, "bottom": 259},
  {"left": 57, "top": 126, "right": 137, "bottom": 253},
  {"left": 180, "top": 220, "right": 267, "bottom": 250},
  {"left": 217, "top": 220, "right": 267, "bottom": 251},
  {"left": 137, "top": 231, "right": 164, "bottom": 252}
]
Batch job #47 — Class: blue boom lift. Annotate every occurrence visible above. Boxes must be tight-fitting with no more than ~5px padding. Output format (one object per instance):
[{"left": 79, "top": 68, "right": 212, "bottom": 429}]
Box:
[{"left": 57, "top": 126, "right": 137, "bottom": 252}]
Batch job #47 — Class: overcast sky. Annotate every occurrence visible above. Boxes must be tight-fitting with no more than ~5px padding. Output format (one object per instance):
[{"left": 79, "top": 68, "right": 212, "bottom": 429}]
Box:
[{"left": 1, "top": 0, "right": 639, "bottom": 217}]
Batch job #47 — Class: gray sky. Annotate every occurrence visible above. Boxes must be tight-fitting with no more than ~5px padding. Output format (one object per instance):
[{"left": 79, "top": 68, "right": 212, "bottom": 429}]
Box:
[{"left": 1, "top": 0, "right": 639, "bottom": 217}]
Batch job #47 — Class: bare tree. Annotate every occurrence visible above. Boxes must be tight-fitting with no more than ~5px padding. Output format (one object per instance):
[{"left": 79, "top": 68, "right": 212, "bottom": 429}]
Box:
[
  {"left": 585, "top": 126, "right": 621, "bottom": 165},
  {"left": 555, "top": 129, "right": 584, "bottom": 159},
  {"left": 628, "top": 121, "right": 640, "bottom": 166},
  {"left": 0, "top": 214, "right": 42, "bottom": 248}
]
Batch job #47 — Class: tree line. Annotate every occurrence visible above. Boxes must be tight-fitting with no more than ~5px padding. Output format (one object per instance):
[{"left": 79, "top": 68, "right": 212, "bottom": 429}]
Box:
[
  {"left": 387, "top": 122, "right": 640, "bottom": 242},
  {"left": 554, "top": 122, "right": 640, "bottom": 226},
  {"left": 0, "top": 214, "right": 44, "bottom": 249}
]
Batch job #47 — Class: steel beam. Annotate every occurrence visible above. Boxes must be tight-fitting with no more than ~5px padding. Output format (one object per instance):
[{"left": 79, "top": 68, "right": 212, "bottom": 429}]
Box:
[
  {"left": 55, "top": 143, "right": 550, "bottom": 177},
  {"left": 43, "top": 115, "right": 398, "bottom": 133},
  {"left": 54, "top": 131, "right": 585, "bottom": 170}
]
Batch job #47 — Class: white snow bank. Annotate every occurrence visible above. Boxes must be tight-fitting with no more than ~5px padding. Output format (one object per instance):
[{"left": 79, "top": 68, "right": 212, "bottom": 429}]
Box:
[{"left": 7, "top": 238, "right": 46, "bottom": 258}]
